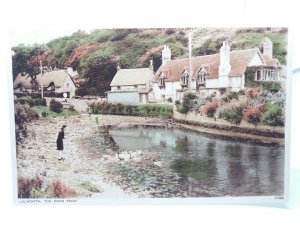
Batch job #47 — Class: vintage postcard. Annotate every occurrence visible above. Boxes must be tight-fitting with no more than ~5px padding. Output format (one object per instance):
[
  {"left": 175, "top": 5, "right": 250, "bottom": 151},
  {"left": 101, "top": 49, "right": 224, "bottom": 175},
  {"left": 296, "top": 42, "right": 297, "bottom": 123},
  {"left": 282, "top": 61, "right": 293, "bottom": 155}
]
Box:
[{"left": 11, "top": 27, "right": 289, "bottom": 204}]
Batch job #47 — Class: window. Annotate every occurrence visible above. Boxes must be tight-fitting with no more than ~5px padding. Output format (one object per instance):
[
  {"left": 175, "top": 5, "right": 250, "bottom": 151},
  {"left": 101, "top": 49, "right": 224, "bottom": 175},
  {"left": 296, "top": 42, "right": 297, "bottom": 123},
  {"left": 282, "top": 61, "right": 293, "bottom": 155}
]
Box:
[
  {"left": 158, "top": 73, "right": 166, "bottom": 88},
  {"left": 67, "top": 83, "right": 69, "bottom": 88},
  {"left": 197, "top": 70, "right": 206, "bottom": 86},
  {"left": 117, "top": 86, "right": 121, "bottom": 90},
  {"left": 180, "top": 71, "right": 189, "bottom": 86},
  {"left": 255, "top": 69, "right": 280, "bottom": 82}
]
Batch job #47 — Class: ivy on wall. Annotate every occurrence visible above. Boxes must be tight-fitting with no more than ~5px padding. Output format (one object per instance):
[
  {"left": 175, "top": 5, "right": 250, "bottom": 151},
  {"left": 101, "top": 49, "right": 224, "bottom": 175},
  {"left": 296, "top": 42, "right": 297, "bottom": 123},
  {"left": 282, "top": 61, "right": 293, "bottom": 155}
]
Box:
[{"left": 244, "top": 66, "right": 282, "bottom": 92}]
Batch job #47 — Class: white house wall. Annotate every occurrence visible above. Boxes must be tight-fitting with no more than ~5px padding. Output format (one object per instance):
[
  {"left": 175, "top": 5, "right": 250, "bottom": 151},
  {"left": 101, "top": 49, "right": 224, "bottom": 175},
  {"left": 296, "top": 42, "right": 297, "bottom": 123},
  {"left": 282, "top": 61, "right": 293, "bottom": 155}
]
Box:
[
  {"left": 206, "top": 76, "right": 243, "bottom": 90},
  {"left": 61, "top": 76, "right": 76, "bottom": 98},
  {"left": 152, "top": 81, "right": 182, "bottom": 102},
  {"left": 111, "top": 84, "right": 147, "bottom": 91},
  {"left": 249, "top": 53, "right": 264, "bottom": 66},
  {"left": 107, "top": 91, "right": 140, "bottom": 104}
]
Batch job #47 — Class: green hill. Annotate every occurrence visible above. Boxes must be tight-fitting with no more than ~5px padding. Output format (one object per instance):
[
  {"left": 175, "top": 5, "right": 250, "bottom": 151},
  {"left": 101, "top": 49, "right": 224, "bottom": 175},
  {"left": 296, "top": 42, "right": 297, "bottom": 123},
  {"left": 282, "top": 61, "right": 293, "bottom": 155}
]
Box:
[{"left": 12, "top": 27, "right": 287, "bottom": 96}]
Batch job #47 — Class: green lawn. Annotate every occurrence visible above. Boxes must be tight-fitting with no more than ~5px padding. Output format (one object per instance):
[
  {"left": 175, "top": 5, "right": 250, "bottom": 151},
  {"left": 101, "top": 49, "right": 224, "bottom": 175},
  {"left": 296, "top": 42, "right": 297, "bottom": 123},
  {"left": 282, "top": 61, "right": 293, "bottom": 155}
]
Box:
[{"left": 34, "top": 106, "right": 80, "bottom": 118}]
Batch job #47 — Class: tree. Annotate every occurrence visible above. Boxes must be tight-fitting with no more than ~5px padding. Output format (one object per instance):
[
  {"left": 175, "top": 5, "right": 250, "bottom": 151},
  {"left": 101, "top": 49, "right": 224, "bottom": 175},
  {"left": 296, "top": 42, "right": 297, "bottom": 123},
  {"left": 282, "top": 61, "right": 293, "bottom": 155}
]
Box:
[{"left": 12, "top": 45, "right": 48, "bottom": 90}]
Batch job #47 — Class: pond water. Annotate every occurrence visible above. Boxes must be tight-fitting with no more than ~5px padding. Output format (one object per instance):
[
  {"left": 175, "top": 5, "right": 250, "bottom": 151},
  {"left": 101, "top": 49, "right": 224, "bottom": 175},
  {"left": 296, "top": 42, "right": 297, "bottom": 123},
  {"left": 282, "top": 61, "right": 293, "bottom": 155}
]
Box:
[{"left": 107, "top": 126, "right": 284, "bottom": 197}]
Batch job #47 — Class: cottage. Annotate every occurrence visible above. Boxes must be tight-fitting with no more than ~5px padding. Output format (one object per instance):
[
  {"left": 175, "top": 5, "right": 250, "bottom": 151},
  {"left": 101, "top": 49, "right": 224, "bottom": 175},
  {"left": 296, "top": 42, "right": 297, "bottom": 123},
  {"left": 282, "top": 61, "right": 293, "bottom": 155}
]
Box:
[
  {"left": 14, "top": 69, "right": 77, "bottom": 98},
  {"left": 153, "top": 38, "right": 283, "bottom": 102},
  {"left": 107, "top": 66, "right": 154, "bottom": 104}
]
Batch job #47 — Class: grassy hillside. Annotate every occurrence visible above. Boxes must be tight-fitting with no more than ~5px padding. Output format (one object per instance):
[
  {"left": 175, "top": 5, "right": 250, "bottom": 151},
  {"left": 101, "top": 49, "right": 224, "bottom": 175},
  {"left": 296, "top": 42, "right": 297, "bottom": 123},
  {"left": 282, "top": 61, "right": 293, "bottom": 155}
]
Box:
[{"left": 12, "top": 28, "right": 287, "bottom": 96}]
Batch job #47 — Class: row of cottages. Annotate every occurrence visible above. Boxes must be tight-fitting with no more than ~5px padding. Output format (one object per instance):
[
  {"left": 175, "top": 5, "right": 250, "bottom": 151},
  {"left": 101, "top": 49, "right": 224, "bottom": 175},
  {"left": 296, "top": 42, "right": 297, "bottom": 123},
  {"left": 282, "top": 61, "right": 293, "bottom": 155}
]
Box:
[
  {"left": 14, "top": 69, "right": 77, "bottom": 98},
  {"left": 152, "top": 37, "right": 283, "bottom": 102}
]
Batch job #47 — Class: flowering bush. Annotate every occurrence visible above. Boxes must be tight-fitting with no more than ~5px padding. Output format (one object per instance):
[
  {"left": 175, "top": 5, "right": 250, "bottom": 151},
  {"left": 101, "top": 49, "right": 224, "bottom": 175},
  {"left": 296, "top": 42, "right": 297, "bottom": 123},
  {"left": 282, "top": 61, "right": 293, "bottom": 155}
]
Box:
[
  {"left": 18, "top": 176, "right": 42, "bottom": 198},
  {"left": 243, "top": 104, "right": 265, "bottom": 126},
  {"left": 201, "top": 102, "right": 219, "bottom": 118},
  {"left": 245, "top": 87, "right": 261, "bottom": 99},
  {"left": 51, "top": 180, "right": 76, "bottom": 198}
]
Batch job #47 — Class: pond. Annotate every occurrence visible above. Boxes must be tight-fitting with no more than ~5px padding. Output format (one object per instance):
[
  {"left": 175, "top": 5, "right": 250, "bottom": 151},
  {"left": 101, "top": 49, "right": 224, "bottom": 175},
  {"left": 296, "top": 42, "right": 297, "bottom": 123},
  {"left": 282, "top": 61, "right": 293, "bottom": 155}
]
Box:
[{"left": 107, "top": 126, "right": 284, "bottom": 197}]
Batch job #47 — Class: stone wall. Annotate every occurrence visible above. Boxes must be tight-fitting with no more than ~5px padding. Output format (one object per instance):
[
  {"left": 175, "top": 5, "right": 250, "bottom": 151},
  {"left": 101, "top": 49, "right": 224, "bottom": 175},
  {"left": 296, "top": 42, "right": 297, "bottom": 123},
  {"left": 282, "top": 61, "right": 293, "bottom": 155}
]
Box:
[{"left": 173, "top": 107, "right": 284, "bottom": 138}]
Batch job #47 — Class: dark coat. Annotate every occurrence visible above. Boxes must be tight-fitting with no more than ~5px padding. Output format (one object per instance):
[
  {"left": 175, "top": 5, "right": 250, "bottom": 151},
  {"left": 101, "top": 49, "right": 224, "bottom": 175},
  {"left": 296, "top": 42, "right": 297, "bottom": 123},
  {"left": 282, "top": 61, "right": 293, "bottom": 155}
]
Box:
[{"left": 56, "top": 130, "right": 64, "bottom": 150}]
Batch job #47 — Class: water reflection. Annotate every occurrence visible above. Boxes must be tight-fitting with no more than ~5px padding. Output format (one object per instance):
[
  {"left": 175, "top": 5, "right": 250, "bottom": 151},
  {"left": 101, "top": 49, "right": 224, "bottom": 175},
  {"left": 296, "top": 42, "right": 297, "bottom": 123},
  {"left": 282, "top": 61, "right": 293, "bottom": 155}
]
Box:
[{"left": 108, "top": 126, "right": 284, "bottom": 196}]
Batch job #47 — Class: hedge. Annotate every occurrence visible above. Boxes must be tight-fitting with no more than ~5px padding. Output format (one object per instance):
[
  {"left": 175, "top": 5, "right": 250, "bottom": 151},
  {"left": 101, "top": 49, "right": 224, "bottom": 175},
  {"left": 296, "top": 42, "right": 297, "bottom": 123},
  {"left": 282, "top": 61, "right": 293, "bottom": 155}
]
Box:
[{"left": 89, "top": 102, "right": 173, "bottom": 118}]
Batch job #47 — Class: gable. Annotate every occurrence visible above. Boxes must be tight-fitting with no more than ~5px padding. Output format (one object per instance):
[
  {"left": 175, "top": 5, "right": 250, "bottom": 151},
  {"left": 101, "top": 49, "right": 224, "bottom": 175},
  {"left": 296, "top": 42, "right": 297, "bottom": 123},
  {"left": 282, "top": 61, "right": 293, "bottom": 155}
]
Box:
[{"left": 248, "top": 52, "right": 265, "bottom": 66}]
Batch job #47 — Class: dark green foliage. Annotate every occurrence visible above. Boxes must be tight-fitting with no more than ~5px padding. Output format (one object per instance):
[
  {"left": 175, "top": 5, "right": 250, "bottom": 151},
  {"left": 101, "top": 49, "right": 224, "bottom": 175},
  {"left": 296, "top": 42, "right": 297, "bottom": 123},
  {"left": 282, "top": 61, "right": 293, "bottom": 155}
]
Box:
[
  {"left": 177, "top": 93, "right": 198, "bottom": 114},
  {"left": 192, "top": 38, "right": 223, "bottom": 56},
  {"left": 221, "top": 91, "right": 239, "bottom": 103},
  {"left": 18, "top": 97, "right": 46, "bottom": 107},
  {"left": 244, "top": 67, "right": 282, "bottom": 93},
  {"left": 49, "top": 99, "right": 63, "bottom": 113},
  {"left": 261, "top": 103, "right": 284, "bottom": 126},
  {"left": 89, "top": 102, "right": 173, "bottom": 118},
  {"left": 41, "top": 111, "right": 48, "bottom": 117},
  {"left": 14, "top": 103, "right": 39, "bottom": 142},
  {"left": 220, "top": 104, "right": 244, "bottom": 125}
]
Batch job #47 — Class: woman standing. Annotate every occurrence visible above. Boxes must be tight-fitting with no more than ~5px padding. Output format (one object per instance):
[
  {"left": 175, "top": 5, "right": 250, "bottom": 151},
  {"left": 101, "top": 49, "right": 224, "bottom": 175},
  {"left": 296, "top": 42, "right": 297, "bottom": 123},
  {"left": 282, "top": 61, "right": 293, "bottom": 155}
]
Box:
[{"left": 56, "top": 125, "right": 66, "bottom": 160}]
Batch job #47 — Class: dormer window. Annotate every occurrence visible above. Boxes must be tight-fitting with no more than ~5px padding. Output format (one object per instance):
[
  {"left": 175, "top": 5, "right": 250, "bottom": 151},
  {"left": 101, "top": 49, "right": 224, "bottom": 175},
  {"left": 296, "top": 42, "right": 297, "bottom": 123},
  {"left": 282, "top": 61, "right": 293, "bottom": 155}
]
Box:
[
  {"left": 197, "top": 70, "right": 206, "bottom": 87},
  {"left": 180, "top": 71, "right": 189, "bottom": 86},
  {"left": 158, "top": 73, "right": 166, "bottom": 88}
]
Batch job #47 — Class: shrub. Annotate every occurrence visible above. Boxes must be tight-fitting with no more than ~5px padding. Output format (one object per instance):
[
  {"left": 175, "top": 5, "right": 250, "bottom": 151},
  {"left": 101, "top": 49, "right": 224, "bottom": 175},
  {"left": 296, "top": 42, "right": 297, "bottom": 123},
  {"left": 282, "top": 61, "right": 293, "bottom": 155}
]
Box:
[
  {"left": 18, "top": 176, "right": 42, "bottom": 198},
  {"left": 219, "top": 102, "right": 245, "bottom": 125},
  {"left": 49, "top": 99, "right": 63, "bottom": 113},
  {"left": 201, "top": 102, "right": 219, "bottom": 118},
  {"left": 243, "top": 104, "right": 265, "bottom": 126},
  {"left": 221, "top": 91, "right": 239, "bottom": 103},
  {"left": 51, "top": 180, "right": 76, "bottom": 198},
  {"left": 177, "top": 93, "right": 198, "bottom": 114},
  {"left": 15, "top": 103, "right": 39, "bottom": 142},
  {"left": 245, "top": 87, "right": 261, "bottom": 99},
  {"left": 41, "top": 111, "right": 48, "bottom": 117},
  {"left": 175, "top": 100, "right": 180, "bottom": 105},
  {"left": 261, "top": 103, "right": 284, "bottom": 126}
]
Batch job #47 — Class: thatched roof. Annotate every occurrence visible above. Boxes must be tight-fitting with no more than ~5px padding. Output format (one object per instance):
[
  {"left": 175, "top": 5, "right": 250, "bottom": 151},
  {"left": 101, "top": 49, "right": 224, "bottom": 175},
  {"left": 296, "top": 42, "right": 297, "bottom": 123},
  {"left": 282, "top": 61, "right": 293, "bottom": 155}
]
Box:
[
  {"left": 155, "top": 48, "right": 274, "bottom": 82},
  {"left": 14, "top": 69, "right": 75, "bottom": 89},
  {"left": 110, "top": 68, "right": 154, "bottom": 86}
]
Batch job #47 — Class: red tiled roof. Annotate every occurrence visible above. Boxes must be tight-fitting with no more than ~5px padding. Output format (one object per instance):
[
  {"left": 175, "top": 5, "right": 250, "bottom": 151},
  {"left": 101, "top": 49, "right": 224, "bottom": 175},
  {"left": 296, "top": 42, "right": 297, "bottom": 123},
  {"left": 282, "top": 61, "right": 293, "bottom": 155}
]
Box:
[
  {"left": 261, "top": 54, "right": 279, "bottom": 66},
  {"left": 155, "top": 48, "right": 262, "bottom": 81}
]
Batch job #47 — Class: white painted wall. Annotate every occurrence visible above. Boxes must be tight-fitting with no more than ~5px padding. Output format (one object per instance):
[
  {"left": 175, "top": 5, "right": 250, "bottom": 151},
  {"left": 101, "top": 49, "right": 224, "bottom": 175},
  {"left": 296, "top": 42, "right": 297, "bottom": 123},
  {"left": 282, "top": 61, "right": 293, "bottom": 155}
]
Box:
[
  {"left": 111, "top": 84, "right": 147, "bottom": 91},
  {"left": 152, "top": 81, "right": 182, "bottom": 102},
  {"left": 61, "top": 75, "right": 76, "bottom": 98},
  {"left": 107, "top": 91, "right": 140, "bottom": 104},
  {"left": 249, "top": 53, "right": 264, "bottom": 66}
]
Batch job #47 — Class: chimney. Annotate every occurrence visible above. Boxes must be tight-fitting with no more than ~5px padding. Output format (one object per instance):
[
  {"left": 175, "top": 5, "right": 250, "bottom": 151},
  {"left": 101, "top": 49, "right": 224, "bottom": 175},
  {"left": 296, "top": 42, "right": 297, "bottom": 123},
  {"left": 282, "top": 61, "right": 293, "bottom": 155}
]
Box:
[
  {"left": 149, "top": 60, "right": 154, "bottom": 72},
  {"left": 219, "top": 41, "right": 231, "bottom": 76},
  {"left": 162, "top": 45, "right": 171, "bottom": 66},
  {"left": 263, "top": 37, "right": 273, "bottom": 59}
]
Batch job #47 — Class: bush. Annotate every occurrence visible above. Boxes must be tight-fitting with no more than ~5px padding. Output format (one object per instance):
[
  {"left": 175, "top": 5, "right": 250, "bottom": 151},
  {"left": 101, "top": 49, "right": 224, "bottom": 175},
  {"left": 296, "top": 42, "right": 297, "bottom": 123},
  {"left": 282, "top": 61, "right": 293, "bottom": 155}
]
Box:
[
  {"left": 177, "top": 93, "right": 198, "bottom": 114},
  {"left": 50, "top": 99, "right": 63, "bottom": 113},
  {"left": 18, "top": 176, "right": 42, "bottom": 198},
  {"left": 15, "top": 103, "right": 39, "bottom": 142},
  {"left": 201, "top": 102, "right": 219, "bottom": 118},
  {"left": 41, "top": 111, "right": 48, "bottom": 117},
  {"left": 261, "top": 103, "right": 284, "bottom": 126},
  {"left": 243, "top": 105, "right": 265, "bottom": 126},
  {"left": 219, "top": 102, "right": 244, "bottom": 125},
  {"left": 221, "top": 91, "right": 239, "bottom": 103},
  {"left": 245, "top": 87, "right": 261, "bottom": 99},
  {"left": 89, "top": 101, "right": 173, "bottom": 118},
  {"left": 51, "top": 180, "right": 76, "bottom": 198}
]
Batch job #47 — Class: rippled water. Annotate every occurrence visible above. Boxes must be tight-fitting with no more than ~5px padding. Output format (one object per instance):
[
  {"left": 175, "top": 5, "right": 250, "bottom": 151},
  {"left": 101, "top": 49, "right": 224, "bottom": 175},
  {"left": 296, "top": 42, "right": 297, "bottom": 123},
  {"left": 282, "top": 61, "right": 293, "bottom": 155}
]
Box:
[{"left": 108, "top": 126, "right": 284, "bottom": 197}]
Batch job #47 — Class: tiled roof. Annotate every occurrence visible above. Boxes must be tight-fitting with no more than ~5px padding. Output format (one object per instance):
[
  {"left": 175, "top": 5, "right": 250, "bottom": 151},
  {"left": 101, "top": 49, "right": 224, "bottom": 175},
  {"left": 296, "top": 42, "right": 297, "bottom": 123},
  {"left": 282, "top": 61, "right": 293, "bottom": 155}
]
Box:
[{"left": 155, "top": 48, "right": 263, "bottom": 81}]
